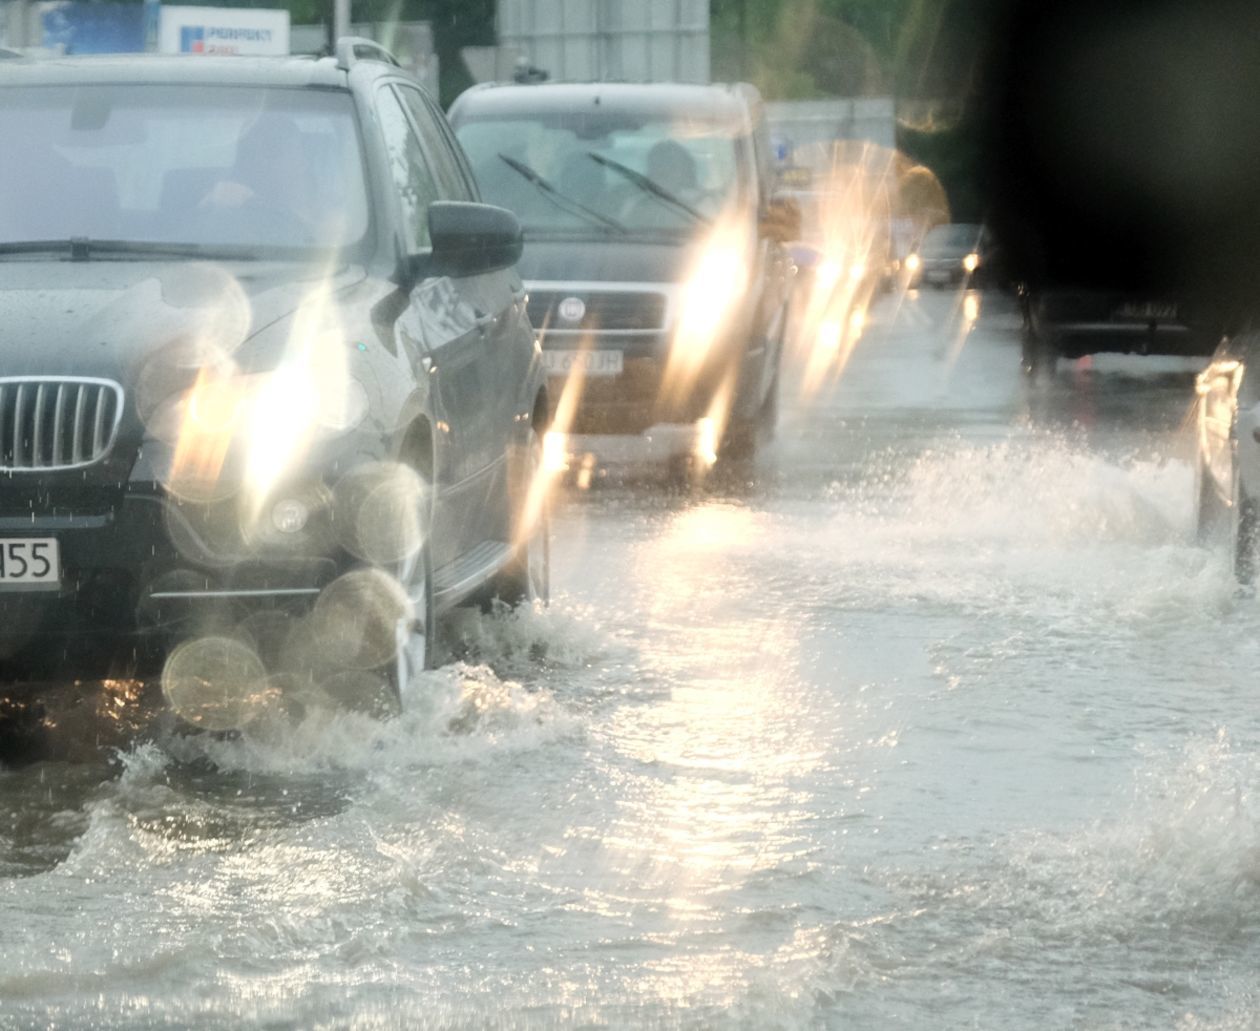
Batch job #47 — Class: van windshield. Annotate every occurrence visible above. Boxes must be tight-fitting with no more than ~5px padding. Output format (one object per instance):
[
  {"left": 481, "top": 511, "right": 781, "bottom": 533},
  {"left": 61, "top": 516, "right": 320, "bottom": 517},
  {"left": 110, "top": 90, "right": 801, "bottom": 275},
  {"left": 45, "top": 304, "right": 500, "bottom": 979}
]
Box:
[
  {"left": 455, "top": 110, "right": 744, "bottom": 237},
  {"left": 0, "top": 85, "right": 370, "bottom": 255}
]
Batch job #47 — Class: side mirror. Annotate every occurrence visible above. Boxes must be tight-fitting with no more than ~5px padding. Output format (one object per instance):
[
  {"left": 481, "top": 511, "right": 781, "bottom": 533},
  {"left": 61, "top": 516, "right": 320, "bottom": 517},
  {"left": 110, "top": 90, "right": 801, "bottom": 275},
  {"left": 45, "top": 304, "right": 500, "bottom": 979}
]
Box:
[
  {"left": 761, "top": 195, "right": 802, "bottom": 245},
  {"left": 427, "top": 201, "right": 523, "bottom": 277}
]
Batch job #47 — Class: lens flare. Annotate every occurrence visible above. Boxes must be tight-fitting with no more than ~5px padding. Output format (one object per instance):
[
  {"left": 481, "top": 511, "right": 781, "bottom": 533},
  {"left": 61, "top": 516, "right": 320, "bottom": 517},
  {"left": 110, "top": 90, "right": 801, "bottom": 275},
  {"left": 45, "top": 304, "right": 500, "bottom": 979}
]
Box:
[
  {"left": 161, "top": 635, "right": 271, "bottom": 731},
  {"left": 662, "top": 218, "right": 751, "bottom": 406},
  {"left": 310, "top": 568, "right": 413, "bottom": 671}
]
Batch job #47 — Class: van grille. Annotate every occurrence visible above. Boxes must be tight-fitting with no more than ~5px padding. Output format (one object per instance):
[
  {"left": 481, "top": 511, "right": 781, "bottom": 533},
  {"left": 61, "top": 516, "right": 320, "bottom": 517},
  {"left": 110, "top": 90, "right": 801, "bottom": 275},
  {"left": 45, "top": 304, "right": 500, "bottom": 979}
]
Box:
[
  {"left": 0, "top": 378, "right": 124, "bottom": 471},
  {"left": 527, "top": 290, "right": 667, "bottom": 332}
]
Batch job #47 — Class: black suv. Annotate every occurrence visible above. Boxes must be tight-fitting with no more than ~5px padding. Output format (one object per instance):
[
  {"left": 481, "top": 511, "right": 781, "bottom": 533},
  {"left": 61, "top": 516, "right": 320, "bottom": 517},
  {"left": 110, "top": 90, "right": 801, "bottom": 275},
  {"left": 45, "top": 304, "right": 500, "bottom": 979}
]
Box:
[
  {"left": 0, "top": 42, "right": 547, "bottom": 729},
  {"left": 449, "top": 82, "right": 794, "bottom": 468}
]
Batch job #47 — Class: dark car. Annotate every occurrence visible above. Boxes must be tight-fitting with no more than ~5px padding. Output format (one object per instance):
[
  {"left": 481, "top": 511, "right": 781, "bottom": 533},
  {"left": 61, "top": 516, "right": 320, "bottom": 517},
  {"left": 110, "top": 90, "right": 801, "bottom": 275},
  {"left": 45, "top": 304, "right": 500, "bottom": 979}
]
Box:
[
  {"left": 906, "top": 222, "right": 996, "bottom": 289},
  {"left": 448, "top": 82, "right": 794, "bottom": 468},
  {"left": 1019, "top": 289, "right": 1220, "bottom": 376},
  {"left": 974, "top": 0, "right": 1250, "bottom": 379},
  {"left": 0, "top": 41, "right": 548, "bottom": 730}
]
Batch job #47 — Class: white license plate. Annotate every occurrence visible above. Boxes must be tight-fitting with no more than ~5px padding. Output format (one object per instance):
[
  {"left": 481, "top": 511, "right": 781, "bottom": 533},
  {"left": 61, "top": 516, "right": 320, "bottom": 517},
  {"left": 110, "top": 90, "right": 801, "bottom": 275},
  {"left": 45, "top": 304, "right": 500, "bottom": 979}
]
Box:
[
  {"left": 925, "top": 269, "right": 951, "bottom": 282},
  {"left": 0, "top": 538, "right": 59, "bottom": 589},
  {"left": 541, "top": 350, "right": 624, "bottom": 377},
  {"left": 1114, "top": 301, "right": 1179, "bottom": 321}
]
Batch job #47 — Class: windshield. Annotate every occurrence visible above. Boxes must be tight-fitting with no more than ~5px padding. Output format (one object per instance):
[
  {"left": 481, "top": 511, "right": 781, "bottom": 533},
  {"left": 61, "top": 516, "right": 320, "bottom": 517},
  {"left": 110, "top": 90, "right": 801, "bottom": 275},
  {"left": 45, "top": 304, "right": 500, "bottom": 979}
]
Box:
[
  {"left": 920, "top": 223, "right": 983, "bottom": 254},
  {"left": 0, "top": 85, "right": 369, "bottom": 253},
  {"left": 454, "top": 109, "right": 744, "bottom": 236}
]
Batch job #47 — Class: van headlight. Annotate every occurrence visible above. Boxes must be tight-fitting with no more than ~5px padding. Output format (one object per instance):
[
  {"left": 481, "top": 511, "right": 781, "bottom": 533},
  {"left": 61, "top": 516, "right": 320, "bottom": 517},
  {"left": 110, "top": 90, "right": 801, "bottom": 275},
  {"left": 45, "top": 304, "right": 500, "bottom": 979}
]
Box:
[{"left": 675, "top": 243, "right": 749, "bottom": 350}]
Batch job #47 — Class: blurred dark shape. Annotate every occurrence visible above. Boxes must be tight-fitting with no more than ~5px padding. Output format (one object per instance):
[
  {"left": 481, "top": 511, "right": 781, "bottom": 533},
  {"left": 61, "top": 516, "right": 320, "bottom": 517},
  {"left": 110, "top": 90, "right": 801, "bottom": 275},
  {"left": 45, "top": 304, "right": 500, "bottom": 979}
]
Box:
[
  {"left": 645, "top": 140, "right": 698, "bottom": 193},
  {"left": 234, "top": 114, "right": 310, "bottom": 211},
  {"left": 977, "top": 0, "right": 1260, "bottom": 324},
  {"left": 513, "top": 60, "right": 549, "bottom": 84}
]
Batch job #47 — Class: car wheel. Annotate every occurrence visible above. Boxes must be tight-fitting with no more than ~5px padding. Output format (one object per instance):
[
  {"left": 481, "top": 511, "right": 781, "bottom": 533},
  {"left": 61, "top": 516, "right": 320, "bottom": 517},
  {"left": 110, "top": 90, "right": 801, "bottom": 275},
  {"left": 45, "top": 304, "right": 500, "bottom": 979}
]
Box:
[
  {"left": 1195, "top": 449, "right": 1225, "bottom": 544},
  {"left": 385, "top": 490, "right": 437, "bottom": 704},
  {"left": 493, "top": 429, "right": 551, "bottom": 607},
  {"left": 1231, "top": 456, "right": 1258, "bottom": 584},
  {"left": 388, "top": 539, "right": 436, "bottom": 701}
]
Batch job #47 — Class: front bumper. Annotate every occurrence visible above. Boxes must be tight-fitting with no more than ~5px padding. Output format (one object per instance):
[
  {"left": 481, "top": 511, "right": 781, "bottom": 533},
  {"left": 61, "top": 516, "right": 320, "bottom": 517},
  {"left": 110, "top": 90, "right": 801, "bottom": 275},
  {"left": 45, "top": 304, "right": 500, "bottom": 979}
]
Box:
[
  {"left": 0, "top": 482, "right": 344, "bottom": 684},
  {"left": 546, "top": 421, "right": 717, "bottom": 469}
]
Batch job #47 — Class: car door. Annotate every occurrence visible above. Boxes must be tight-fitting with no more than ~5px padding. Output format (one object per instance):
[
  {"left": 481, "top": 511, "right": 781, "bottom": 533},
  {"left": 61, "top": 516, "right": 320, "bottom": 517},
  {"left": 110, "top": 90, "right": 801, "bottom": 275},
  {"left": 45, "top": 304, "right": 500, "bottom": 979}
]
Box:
[
  {"left": 394, "top": 83, "right": 523, "bottom": 540},
  {"left": 375, "top": 83, "right": 490, "bottom": 567}
]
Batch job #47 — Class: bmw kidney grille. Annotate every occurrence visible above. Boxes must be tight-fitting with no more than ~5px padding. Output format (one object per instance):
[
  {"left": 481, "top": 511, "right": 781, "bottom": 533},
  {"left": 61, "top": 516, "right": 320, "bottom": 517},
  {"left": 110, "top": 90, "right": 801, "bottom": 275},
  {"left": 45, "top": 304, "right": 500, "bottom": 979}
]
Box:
[{"left": 0, "top": 378, "right": 124, "bottom": 471}]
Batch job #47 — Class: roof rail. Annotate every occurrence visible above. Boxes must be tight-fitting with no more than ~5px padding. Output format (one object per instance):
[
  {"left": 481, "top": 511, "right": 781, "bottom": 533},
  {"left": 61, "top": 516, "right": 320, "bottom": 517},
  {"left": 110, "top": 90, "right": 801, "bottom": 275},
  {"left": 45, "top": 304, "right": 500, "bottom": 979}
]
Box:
[{"left": 335, "top": 37, "right": 400, "bottom": 71}]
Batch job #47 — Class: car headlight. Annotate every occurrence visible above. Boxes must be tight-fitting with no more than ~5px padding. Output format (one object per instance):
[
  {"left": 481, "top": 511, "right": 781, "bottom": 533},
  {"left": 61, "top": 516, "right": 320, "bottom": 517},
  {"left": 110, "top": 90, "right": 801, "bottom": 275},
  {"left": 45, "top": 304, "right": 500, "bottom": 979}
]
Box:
[
  {"left": 963, "top": 252, "right": 980, "bottom": 272},
  {"left": 816, "top": 259, "right": 842, "bottom": 290},
  {"left": 675, "top": 242, "right": 750, "bottom": 350},
  {"left": 905, "top": 253, "right": 921, "bottom": 273},
  {"left": 160, "top": 362, "right": 328, "bottom": 510}
]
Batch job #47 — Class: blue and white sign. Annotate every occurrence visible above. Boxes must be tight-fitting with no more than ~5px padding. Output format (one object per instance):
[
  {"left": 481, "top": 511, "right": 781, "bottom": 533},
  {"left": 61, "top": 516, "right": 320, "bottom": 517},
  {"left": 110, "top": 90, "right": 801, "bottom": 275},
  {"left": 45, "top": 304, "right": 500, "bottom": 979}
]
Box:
[{"left": 158, "top": 7, "right": 289, "bottom": 56}]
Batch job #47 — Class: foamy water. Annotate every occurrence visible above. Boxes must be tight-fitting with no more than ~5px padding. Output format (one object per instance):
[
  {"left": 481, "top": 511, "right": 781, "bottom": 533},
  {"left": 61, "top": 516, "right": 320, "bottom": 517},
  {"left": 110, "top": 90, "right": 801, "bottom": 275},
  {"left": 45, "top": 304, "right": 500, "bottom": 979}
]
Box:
[{"left": 1, "top": 291, "right": 1256, "bottom": 1028}]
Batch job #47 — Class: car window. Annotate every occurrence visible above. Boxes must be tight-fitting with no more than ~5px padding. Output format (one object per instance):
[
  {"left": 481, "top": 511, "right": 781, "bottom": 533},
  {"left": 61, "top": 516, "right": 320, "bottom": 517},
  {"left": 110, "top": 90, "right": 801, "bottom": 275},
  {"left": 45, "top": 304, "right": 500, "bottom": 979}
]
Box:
[
  {"left": 0, "top": 85, "right": 369, "bottom": 252},
  {"left": 393, "top": 85, "right": 474, "bottom": 203},
  {"left": 376, "top": 86, "right": 443, "bottom": 251}
]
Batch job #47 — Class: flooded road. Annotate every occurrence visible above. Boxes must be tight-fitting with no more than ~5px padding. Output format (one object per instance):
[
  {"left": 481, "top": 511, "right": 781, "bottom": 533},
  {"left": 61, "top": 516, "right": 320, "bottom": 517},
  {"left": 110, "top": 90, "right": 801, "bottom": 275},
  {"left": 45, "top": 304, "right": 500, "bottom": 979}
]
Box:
[{"left": 4, "top": 288, "right": 1258, "bottom": 1029}]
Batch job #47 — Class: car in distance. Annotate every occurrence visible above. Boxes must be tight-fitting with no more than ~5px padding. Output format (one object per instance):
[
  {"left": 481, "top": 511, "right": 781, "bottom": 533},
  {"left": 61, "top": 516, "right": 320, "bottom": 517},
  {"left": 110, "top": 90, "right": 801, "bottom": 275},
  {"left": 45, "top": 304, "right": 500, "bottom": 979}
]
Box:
[
  {"left": 0, "top": 41, "right": 547, "bottom": 731},
  {"left": 905, "top": 222, "right": 995, "bottom": 289},
  {"left": 448, "top": 81, "right": 795, "bottom": 468}
]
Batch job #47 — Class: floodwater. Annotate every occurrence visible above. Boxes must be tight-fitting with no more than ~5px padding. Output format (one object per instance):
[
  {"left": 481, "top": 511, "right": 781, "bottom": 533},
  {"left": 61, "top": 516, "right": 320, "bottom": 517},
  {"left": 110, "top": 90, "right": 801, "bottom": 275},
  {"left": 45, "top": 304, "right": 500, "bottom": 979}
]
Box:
[{"left": 3, "top": 288, "right": 1258, "bottom": 1029}]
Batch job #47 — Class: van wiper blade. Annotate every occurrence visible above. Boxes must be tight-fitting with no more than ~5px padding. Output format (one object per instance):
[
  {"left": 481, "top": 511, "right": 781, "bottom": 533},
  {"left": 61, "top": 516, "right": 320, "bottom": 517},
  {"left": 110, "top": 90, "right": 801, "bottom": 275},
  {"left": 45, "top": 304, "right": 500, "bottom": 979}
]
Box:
[
  {"left": 0, "top": 239, "right": 267, "bottom": 260},
  {"left": 498, "top": 153, "right": 628, "bottom": 235},
  {"left": 585, "top": 152, "right": 711, "bottom": 226}
]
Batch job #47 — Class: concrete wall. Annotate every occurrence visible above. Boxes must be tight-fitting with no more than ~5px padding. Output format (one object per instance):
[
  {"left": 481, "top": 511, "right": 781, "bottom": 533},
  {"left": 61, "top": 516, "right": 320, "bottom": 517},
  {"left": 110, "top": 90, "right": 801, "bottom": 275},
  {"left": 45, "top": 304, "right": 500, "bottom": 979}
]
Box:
[{"left": 496, "top": 0, "right": 709, "bottom": 83}]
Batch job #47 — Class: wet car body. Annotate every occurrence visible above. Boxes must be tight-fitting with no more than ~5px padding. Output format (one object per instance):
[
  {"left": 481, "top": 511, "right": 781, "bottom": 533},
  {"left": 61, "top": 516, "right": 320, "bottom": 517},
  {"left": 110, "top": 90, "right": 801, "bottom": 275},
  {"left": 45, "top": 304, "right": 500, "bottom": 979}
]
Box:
[
  {"left": 449, "top": 82, "right": 793, "bottom": 464},
  {"left": 1195, "top": 331, "right": 1260, "bottom": 580},
  {"left": 0, "top": 48, "right": 546, "bottom": 718}
]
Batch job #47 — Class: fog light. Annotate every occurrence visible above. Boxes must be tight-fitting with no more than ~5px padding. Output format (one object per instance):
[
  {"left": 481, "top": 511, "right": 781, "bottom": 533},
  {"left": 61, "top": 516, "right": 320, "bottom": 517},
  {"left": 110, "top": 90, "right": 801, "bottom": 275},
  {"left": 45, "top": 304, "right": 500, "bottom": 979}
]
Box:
[{"left": 272, "top": 498, "right": 310, "bottom": 534}]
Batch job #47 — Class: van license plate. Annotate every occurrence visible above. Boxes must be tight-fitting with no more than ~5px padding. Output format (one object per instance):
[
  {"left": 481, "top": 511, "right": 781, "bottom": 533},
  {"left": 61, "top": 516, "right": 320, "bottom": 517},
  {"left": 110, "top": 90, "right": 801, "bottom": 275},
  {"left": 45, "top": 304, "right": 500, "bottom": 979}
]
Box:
[
  {"left": 0, "top": 538, "right": 60, "bottom": 589},
  {"left": 541, "top": 350, "right": 624, "bottom": 377}
]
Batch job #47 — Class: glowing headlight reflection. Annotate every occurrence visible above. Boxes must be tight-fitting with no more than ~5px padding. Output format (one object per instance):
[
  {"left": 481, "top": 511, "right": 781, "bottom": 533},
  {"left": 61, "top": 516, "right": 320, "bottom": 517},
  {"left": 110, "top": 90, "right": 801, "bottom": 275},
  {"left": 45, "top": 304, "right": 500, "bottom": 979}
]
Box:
[
  {"left": 163, "top": 286, "right": 369, "bottom": 516},
  {"left": 675, "top": 242, "right": 749, "bottom": 348},
  {"left": 963, "top": 252, "right": 980, "bottom": 272},
  {"left": 905, "top": 253, "right": 921, "bottom": 273},
  {"left": 244, "top": 361, "right": 320, "bottom": 504},
  {"left": 816, "top": 260, "right": 842, "bottom": 290}
]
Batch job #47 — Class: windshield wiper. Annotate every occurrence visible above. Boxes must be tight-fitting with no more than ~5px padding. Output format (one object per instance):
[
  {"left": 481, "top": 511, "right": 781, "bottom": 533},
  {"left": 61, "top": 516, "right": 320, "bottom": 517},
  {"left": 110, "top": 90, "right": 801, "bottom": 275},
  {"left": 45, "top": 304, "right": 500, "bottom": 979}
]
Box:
[
  {"left": 585, "top": 152, "right": 711, "bottom": 226},
  {"left": 0, "top": 239, "right": 272, "bottom": 261},
  {"left": 497, "top": 154, "right": 628, "bottom": 235}
]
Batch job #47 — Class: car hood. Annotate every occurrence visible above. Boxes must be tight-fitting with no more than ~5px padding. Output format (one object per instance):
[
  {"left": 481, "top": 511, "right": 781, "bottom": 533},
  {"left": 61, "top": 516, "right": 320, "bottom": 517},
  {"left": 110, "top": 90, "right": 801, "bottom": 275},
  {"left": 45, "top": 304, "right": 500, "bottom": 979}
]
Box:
[
  {"left": 0, "top": 259, "right": 367, "bottom": 381},
  {"left": 516, "top": 236, "right": 696, "bottom": 285}
]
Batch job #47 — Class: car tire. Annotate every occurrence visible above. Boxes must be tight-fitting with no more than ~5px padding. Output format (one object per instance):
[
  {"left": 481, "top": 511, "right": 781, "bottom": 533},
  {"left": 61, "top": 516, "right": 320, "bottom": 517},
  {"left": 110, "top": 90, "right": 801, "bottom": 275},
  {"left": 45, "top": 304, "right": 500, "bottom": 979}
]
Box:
[
  {"left": 385, "top": 535, "right": 436, "bottom": 705},
  {"left": 492, "top": 429, "right": 550, "bottom": 607},
  {"left": 1231, "top": 456, "right": 1258, "bottom": 584},
  {"left": 1195, "top": 449, "right": 1225, "bottom": 545}
]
